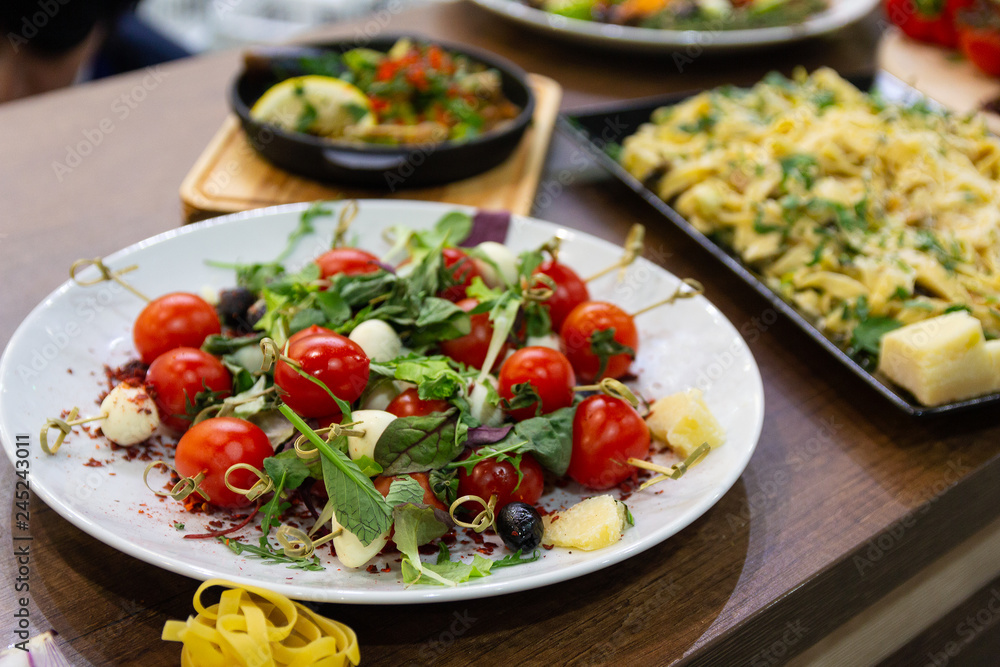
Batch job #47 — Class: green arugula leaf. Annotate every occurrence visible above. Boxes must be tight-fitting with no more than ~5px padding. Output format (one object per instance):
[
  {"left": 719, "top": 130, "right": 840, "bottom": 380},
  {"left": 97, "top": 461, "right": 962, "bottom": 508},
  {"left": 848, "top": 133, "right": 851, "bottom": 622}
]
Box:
[
  {"left": 219, "top": 536, "right": 324, "bottom": 571},
  {"left": 279, "top": 405, "right": 390, "bottom": 546},
  {"left": 373, "top": 411, "right": 469, "bottom": 475},
  {"left": 202, "top": 333, "right": 265, "bottom": 356},
  {"left": 491, "top": 549, "right": 541, "bottom": 569}
]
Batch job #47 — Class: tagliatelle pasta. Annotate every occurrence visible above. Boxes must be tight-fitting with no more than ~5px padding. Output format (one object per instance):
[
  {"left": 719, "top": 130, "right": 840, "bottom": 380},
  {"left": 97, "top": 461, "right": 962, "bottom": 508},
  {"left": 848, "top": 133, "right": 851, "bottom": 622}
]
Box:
[
  {"left": 620, "top": 68, "right": 1000, "bottom": 350},
  {"left": 162, "top": 579, "right": 360, "bottom": 667}
]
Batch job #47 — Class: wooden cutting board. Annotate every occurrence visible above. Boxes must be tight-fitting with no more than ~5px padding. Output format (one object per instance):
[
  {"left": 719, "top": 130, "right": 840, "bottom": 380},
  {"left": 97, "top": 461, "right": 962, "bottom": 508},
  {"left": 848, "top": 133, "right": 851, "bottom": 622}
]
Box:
[
  {"left": 180, "top": 74, "right": 562, "bottom": 223},
  {"left": 878, "top": 28, "right": 1000, "bottom": 134}
]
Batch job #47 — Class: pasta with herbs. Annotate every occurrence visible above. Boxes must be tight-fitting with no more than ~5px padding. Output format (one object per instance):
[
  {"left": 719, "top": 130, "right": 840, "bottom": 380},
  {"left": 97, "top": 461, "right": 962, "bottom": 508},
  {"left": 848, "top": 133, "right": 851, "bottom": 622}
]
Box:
[
  {"left": 162, "top": 579, "right": 360, "bottom": 667},
  {"left": 620, "top": 68, "right": 1000, "bottom": 355}
]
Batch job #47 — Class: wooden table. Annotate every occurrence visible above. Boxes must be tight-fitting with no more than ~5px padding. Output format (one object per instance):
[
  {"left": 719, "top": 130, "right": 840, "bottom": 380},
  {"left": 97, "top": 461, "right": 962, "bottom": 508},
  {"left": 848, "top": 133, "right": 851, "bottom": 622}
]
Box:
[{"left": 3, "top": 3, "right": 999, "bottom": 665}]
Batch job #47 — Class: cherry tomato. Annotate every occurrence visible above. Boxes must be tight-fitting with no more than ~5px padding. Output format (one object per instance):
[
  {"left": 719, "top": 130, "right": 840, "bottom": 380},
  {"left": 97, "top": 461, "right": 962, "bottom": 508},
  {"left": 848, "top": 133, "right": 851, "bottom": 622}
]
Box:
[
  {"left": 374, "top": 472, "right": 448, "bottom": 511},
  {"left": 174, "top": 417, "right": 273, "bottom": 508},
  {"left": 145, "top": 347, "right": 232, "bottom": 432},
  {"left": 534, "top": 261, "right": 590, "bottom": 331},
  {"left": 560, "top": 301, "right": 638, "bottom": 383},
  {"left": 439, "top": 248, "right": 482, "bottom": 302},
  {"left": 438, "top": 298, "right": 508, "bottom": 371},
  {"left": 568, "top": 395, "right": 650, "bottom": 490},
  {"left": 958, "top": 4, "right": 1000, "bottom": 77},
  {"left": 315, "top": 248, "right": 382, "bottom": 278},
  {"left": 287, "top": 324, "right": 337, "bottom": 347},
  {"left": 385, "top": 387, "right": 451, "bottom": 418},
  {"left": 275, "top": 331, "right": 370, "bottom": 418},
  {"left": 498, "top": 347, "right": 576, "bottom": 422},
  {"left": 457, "top": 450, "right": 544, "bottom": 510},
  {"left": 133, "top": 292, "right": 221, "bottom": 365}
]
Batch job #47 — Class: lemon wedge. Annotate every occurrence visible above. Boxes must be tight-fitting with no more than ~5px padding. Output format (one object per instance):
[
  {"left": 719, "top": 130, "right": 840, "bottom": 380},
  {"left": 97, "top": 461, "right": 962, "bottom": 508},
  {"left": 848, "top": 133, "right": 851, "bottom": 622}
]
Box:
[{"left": 250, "top": 75, "right": 375, "bottom": 139}]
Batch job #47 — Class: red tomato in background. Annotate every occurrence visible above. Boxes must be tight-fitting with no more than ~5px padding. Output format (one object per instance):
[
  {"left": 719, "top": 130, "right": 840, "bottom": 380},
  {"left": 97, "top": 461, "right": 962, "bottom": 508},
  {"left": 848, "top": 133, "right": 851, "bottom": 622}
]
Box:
[
  {"left": 275, "top": 330, "right": 370, "bottom": 418},
  {"left": 374, "top": 472, "right": 448, "bottom": 511},
  {"left": 885, "top": 0, "right": 975, "bottom": 47},
  {"left": 385, "top": 387, "right": 451, "bottom": 418},
  {"left": 439, "top": 248, "right": 482, "bottom": 302},
  {"left": 315, "top": 248, "right": 382, "bottom": 278},
  {"left": 456, "top": 450, "right": 545, "bottom": 510},
  {"left": 133, "top": 292, "right": 221, "bottom": 364},
  {"left": 568, "top": 395, "right": 650, "bottom": 490},
  {"left": 560, "top": 301, "right": 638, "bottom": 383},
  {"left": 174, "top": 417, "right": 273, "bottom": 508},
  {"left": 533, "top": 261, "right": 590, "bottom": 331},
  {"left": 438, "top": 298, "right": 508, "bottom": 371},
  {"left": 957, "top": 5, "right": 1000, "bottom": 77},
  {"left": 498, "top": 347, "right": 576, "bottom": 422},
  {"left": 145, "top": 347, "right": 231, "bottom": 432}
]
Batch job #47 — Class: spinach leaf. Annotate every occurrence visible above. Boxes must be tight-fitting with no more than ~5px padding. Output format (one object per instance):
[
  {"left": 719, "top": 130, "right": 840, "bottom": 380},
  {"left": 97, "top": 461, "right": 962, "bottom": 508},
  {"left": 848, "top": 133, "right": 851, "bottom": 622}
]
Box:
[{"left": 373, "top": 411, "right": 469, "bottom": 475}]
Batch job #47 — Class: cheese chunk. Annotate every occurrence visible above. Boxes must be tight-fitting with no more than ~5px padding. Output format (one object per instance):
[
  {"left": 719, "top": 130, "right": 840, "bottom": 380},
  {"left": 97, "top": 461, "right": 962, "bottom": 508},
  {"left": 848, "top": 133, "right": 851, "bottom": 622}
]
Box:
[
  {"left": 877, "top": 312, "right": 997, "bottom": 406},
  {"left": 645, "top": 388, "right": 726, "bottom": 458},
  {"left": 99, "top": 382, "right": 160, "bottom": 446},
  {"left": 542, "top": 495, "right": 628, "bottom": 551}
]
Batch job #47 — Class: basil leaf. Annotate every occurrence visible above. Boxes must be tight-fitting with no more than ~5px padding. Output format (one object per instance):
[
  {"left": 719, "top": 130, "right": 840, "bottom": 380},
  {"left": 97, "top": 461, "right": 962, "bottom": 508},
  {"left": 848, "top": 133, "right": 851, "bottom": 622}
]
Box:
[
  {"left": 352, "top": 455, "right": 384, "bottom": 478},
  {"left": 263, "top": 449, "right": 312, "bottom": 491},
  {"left": 288, "top": 307, "right": 327, "bottom": 333},
  {"left": 508, "top": 407, "right": 575, "bottom": 476},
  {"left": 429, "top": 468, "right": 459, "bottom": 507},
  {"left": 589, "top": 328, "right": 636, "bottom": 379},
  {"left": 329, "top": 271, "right": 397, "bottom": 308},
  {"left": 320, "top": 449, "right": 392, "bottom": 546},
  {"left": 374, "top": 411, "right": 468, "bottom": 475},
  {"left": 409, "top": 297, "right": 471, "bottom": 346},
  {"left": 202, "top": 333, "right": 264, "bottom": 356}
]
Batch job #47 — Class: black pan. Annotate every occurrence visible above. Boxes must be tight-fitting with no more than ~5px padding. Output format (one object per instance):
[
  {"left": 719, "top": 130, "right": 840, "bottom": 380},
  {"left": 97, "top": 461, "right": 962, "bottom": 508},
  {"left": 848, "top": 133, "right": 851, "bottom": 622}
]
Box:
[{"left": 229, "top": 35, "right": 535, "bottom": 189}]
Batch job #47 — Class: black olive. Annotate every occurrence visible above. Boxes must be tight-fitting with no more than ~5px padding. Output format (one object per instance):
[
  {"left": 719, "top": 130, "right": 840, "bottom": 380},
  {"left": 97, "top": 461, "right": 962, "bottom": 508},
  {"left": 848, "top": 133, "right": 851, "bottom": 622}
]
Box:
[
  {"left": 217, "top": 288, "right": 258, "bottom": 332},
  {"left": 496, "top": 502, "right": 544, "bottom": 553}
]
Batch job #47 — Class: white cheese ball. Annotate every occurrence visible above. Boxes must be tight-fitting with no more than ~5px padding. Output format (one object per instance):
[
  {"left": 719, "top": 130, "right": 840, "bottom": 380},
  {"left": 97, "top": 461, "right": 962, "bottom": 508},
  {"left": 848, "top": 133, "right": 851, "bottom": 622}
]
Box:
[
  {"left": 331, "top": 516, "right": 389, "bottom": 568},
  {"left": 349, "top": 320, "right": 402, "bottom": 363},
  {"left": 526, "top": 333, "right": 562, "bottom": 352},
  {"left": 468, "top": 376, "right": 503, "bottom": 427},
  {"left": 474, "top": 241, "right": 518, "bottom": 287},
  {"left": 346, "top": 409, "right": 397, "bottom": 462},
  {"left": 99, "top": 382, "right": 160, "bottom": 446}
]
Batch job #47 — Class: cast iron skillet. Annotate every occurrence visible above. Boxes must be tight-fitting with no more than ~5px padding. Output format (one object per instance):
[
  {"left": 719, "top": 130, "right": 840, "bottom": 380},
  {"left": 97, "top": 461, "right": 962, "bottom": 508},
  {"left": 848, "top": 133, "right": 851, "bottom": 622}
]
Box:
[{"left": 230, "top": 35, "right": 535, "bottom": 189}]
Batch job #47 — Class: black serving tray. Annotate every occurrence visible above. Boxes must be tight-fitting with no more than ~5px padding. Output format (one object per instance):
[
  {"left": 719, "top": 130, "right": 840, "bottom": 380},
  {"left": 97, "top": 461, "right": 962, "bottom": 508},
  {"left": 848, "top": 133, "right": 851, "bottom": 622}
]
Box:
[{"left": 560, "top": 71, "right": 1000, "bottom": 417}]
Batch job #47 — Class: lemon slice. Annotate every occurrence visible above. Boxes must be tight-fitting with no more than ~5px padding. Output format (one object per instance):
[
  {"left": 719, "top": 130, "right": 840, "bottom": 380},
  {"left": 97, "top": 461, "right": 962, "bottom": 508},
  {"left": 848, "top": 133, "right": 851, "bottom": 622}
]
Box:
[{"left": 250, "top": 75, "right": 375, "bottom": 139}]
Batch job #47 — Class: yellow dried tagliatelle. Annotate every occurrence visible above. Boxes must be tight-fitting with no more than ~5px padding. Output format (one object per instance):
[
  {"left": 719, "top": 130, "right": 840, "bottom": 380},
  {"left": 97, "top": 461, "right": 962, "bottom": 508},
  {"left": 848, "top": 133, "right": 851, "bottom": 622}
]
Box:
[{"left": 162, "top": 579, "right": 360, "bottom": 667}]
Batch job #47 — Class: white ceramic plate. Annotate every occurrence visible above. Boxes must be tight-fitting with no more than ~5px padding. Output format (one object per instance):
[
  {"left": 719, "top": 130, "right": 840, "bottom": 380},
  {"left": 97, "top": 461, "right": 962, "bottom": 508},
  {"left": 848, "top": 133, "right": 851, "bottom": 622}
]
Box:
[
  {"left": 0, "top": 201, "right": 763, "bottom": 604},
  {"left": 469, "top": 0, "right": 878, "bottom": 52}
]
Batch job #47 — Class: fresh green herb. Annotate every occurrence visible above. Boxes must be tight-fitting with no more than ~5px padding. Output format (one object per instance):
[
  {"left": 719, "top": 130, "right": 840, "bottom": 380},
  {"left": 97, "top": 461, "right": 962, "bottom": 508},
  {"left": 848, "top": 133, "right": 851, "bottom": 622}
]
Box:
[
  {"left": 173, "top": 522, "right": 185, "bottom": 531},
  {"left": 779, "top": 154, "right": 819, "bottom": 190},
  {"left": 373, "top": 410, "right": 469, "bottom": 476},
  {"left": 369, "top": 354, "right": 473, "bottom": 402},
  {"left": 490, "top": 549, "right": 541, "bottom": 569},
  {"left": 588, "top": 328, "right": 635, "bottom": 379},
  {"left": 219, "top": 536, "right": 325, "bottom": 571}
]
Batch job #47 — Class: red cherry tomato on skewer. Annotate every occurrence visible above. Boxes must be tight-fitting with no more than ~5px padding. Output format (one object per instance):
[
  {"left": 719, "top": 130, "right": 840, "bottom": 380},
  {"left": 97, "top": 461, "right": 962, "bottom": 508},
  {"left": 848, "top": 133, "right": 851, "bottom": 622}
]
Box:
[{"left": 133, "top": 292, "right": 221, "bottom": 365}]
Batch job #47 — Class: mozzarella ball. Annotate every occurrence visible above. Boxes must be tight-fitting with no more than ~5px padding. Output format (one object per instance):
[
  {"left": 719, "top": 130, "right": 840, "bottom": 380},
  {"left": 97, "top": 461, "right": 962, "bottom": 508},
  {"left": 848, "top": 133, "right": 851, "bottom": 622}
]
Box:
[
  {"left": 474, "top": 242, "right": 518, "bottom": 287},
  {"left": 349, "top": 320, "right": 402, "bottom": 363},
  {"left": 331, "top": 516, "right": 390, "bottom": 568},
  {"left": 526, "top": 333, "right": 562, "bottom": 351},
  {"left": 468, "top": 376, "right": 503, "bottom": 427},
  {"left": 361, "top": 379, "right": 400, "bottom": 411},
  {"left": 231, "top": 342, "right": 265, "bottom": 372},
  {"left": 346, "top": 409, "right": 397, "bottom": 462},
  {"left": 99, "top": 382, "right": 160, "bottom": 446}
]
